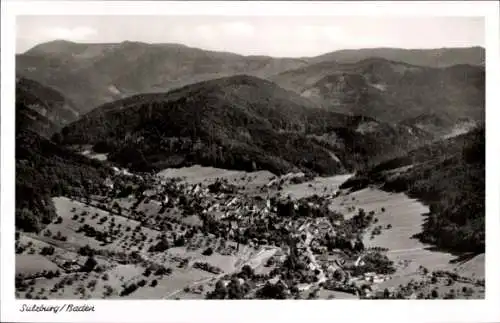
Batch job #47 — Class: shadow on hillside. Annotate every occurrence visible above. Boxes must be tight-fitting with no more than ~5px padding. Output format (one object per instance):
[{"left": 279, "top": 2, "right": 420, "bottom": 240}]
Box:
[
  {"left": 410, "top": 214, "right": 483, "bottom": 265},
  {"left": 422, "top": 246, "right": 482, "bottom": 265}
]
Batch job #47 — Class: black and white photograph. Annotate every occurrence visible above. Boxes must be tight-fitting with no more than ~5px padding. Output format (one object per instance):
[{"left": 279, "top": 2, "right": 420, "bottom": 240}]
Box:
[{"left": 1, "top": 1, "right": 500, "bottom": 323}]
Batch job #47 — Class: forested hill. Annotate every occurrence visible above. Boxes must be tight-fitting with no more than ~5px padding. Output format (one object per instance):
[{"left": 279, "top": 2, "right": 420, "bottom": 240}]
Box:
[
  {"left": 17, "top": 41, "right": 484, "bottom": 121},
  {"left": 16, "top": 80, "right": 111, "bottom": 232},
  {"left": 16, "top": 128, "right": 113, "bottom": 232},
  {"left": 58, "top": 75, "right": 432, "bottom": 176},
  {"left": 340, "top": 127, "right": 485, "bottom": 253},
  {"left": 16, "top": 77, "right": 80, "bottom": 137}
]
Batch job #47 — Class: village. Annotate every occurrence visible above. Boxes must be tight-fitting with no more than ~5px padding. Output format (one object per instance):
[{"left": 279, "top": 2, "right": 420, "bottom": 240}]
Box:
[{"left": 15, "top": 165, "right": 484, "bottom": 300}]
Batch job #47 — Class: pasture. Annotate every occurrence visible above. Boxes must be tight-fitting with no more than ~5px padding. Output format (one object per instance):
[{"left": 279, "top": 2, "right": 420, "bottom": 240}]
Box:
[
  {"left": 157, "top": 165, "right": 275, "bottom": 191},
  {"left": 278, "top": 174, "right": 353, "bottom": 200},
  {"left": 329, "top": 186, "right": 484, "bottom": 293}
]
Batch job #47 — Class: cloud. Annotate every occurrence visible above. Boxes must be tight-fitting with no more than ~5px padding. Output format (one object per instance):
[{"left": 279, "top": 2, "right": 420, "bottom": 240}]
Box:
[{"left": 40, "top": 26, "right": 97, "bottom": 41}]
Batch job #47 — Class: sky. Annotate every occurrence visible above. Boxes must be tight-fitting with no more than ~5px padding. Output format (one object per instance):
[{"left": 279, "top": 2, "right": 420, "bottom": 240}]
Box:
[{"left": 16, "top": 16, "right": 485, "bottom": 57}]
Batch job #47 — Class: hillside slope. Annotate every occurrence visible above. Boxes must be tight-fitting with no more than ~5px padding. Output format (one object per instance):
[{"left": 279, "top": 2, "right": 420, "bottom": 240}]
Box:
[
  {"left": 271, "top": 58, "right": 485, "bottom": 131},
  {"left": 16, "top": 77, "right": 80, "bottom": 137},
  {"left": 59, "top": 75, "right": 432, "bottom": 176},
  {"left": 16, "top": 79, "right": 112, "bottom": 232},
  {"left": 340, "top": 127, "right": 485, "bottom": 253},
  {"left": 16, "top": 129, "right": 112, "bottom": 232}
]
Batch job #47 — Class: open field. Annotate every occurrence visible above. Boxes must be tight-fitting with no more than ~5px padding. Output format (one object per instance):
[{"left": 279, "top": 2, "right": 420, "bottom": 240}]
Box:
[
  {"left": 129, "top": 269, "right": 214, "bottom": 299},
  {"left": 329, "top": 187, "right": 484, "bottom": 297},
  {"left": 455, "top": 254, "right": 485, "bottom": 279},
  {"left": 158, "top": 165, "right": 275, "bottom": 192},
  {"left": 330, "top": 188, "right": 481, "bottom": 273},
  {"left": 16, "top": 255, "right": 60, "bottom": 277},
  {"left": 278, "top": 174, "right": 353, "bottom": 200},
  {"left": 50, "top": 197, "right": 162, "bottom": 253}
]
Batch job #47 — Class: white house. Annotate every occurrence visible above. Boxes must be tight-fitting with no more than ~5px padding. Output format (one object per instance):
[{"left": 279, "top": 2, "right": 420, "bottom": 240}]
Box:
[{"left": 104, "top": 177, "right": 114, "bottom": 189}]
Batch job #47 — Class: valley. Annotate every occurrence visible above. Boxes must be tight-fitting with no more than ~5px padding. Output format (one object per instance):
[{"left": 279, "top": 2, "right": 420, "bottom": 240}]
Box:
[{"left": 13, "top": 40, "right": 485, "bottom": 301}]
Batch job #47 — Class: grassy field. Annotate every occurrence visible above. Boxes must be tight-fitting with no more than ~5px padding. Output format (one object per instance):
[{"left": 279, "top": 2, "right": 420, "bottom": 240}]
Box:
[
  {"left": 157, "top": 165, "right": 275, "bottom": 191},
  {"left": 332, "top": 188, "right": 467, "bottom": 268},
  {"left": 16, "top": 255, "right": 60, "bottom": 277},
  {"left": 49, "top": 197, "right": 162, "bottom": 254},
  {"left": 278, "top": 174, "right": 353, "bottom": 200},
  {"left": 329, "top": 186, "right": 484, "bottom": 297},
  {"left": 455, "top": 254, "right": 485, "bottom": 279},
  {"left": 127, "top": 269, "right": 213, "bottom": 299}
]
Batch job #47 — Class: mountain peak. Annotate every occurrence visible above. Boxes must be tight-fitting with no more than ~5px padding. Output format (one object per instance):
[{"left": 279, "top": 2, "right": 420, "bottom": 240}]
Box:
[{"left": 24, "top": 39, "right": 79, "bottom": 55}]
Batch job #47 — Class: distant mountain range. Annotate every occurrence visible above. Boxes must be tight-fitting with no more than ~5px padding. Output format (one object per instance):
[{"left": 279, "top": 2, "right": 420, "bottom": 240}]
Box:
[
  {"left": 16, "top": 41, "right": 485, "bottom": 123},
  {"left": 14, "top": 41, "right": 485, "bottom": 176},
  {"left": 271, "top": 58, "right": 484, "bottom": 126},
  {"left": 16, "top": 40, "right": 308, "bottom": 114},
  {"left": 308, "top": 46, "right": 485, "bottom": 68}
]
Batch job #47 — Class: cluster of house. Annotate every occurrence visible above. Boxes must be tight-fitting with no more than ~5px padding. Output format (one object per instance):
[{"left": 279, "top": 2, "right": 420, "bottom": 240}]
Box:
[
  {"left": 135, "top": 177, "right": 280, "bottom": 232},
  {"left": 102, "top": 171, "right": 395, "bottom": 296}
]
